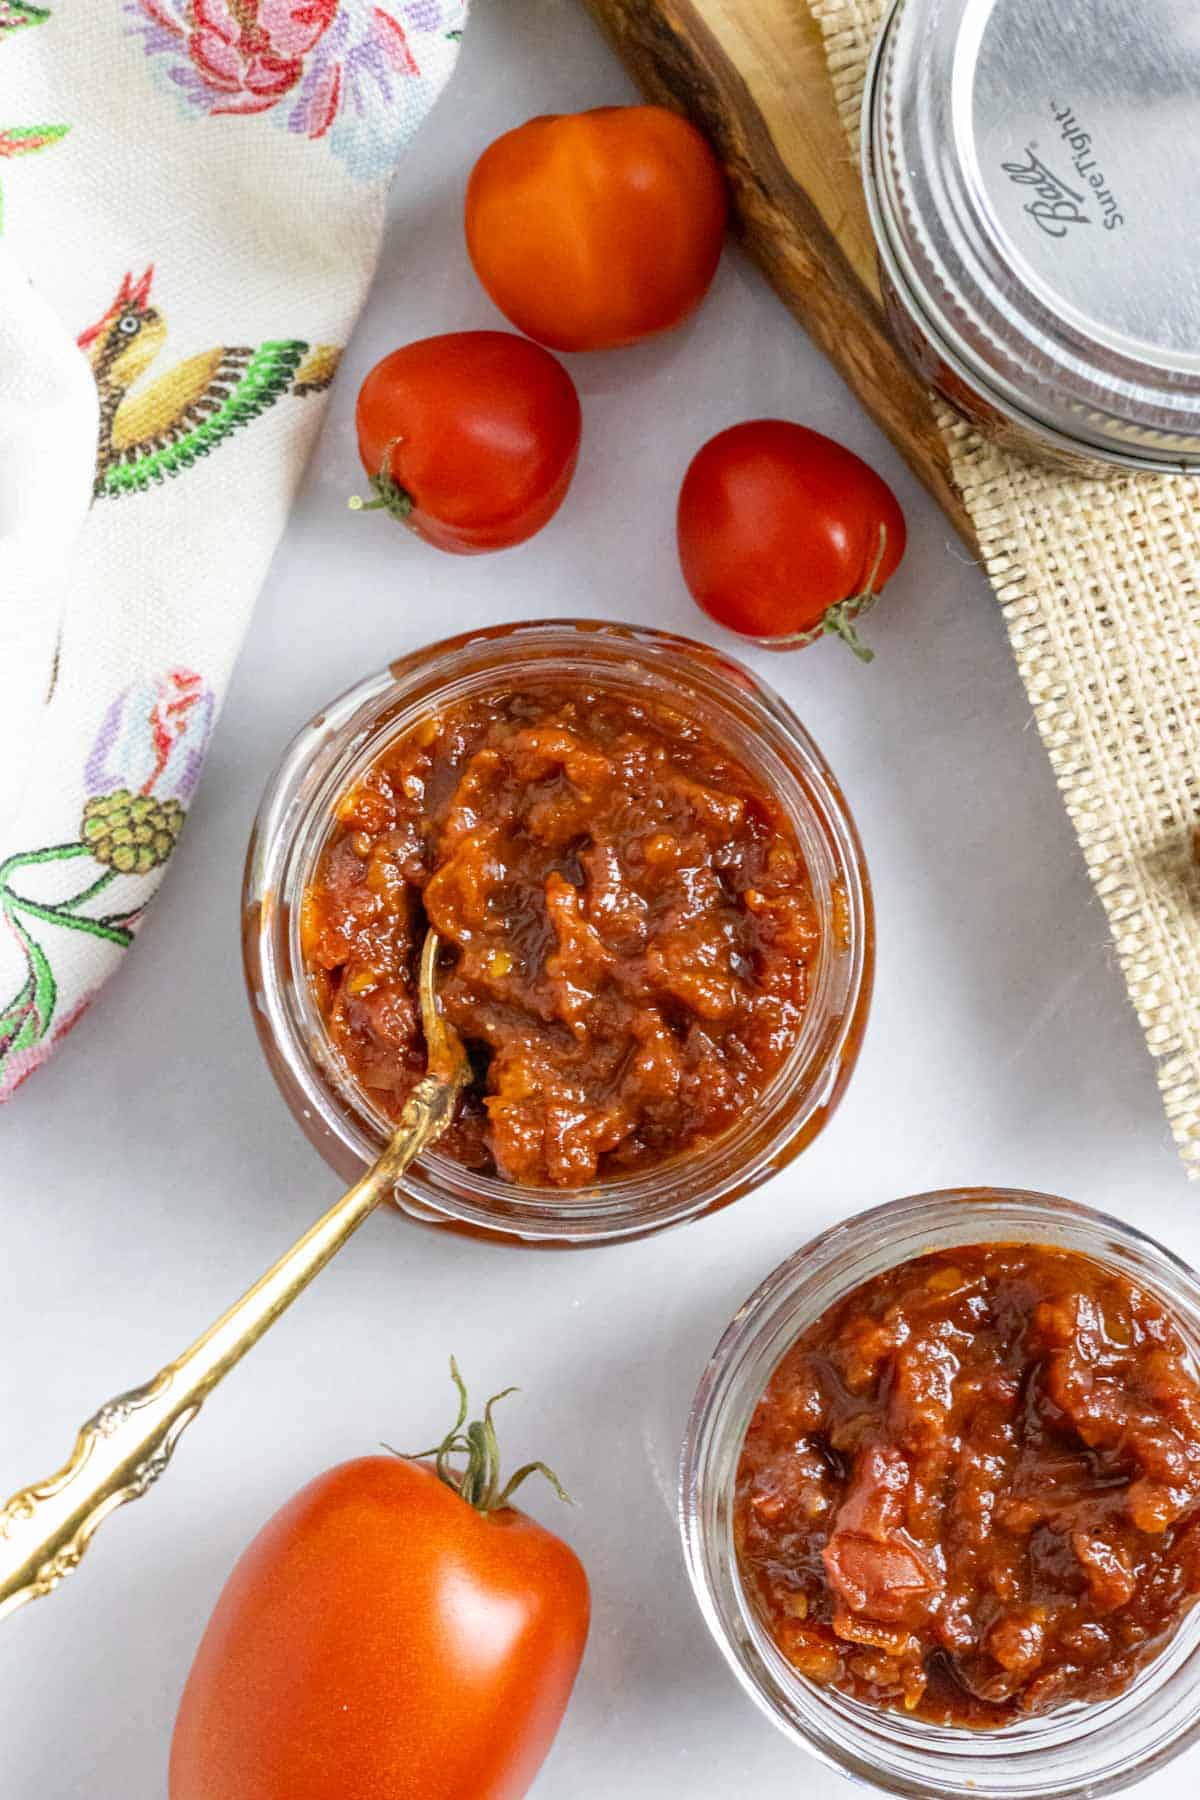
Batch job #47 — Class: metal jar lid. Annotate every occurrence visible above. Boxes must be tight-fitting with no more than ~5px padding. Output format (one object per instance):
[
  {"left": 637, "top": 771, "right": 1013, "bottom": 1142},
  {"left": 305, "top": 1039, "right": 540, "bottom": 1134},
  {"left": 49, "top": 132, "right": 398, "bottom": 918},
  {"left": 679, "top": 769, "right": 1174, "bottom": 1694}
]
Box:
[{"left": 863, "top": 0, "right": 1200, "bottom": 470}]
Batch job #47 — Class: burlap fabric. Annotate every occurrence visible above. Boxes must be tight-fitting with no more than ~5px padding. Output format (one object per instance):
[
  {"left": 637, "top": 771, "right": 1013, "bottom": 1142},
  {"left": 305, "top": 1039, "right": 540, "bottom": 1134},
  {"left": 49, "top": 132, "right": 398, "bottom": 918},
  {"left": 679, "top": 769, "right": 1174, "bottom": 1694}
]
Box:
[{"left": 810, "top": 0, "right": 1200, "bottom": 1175}]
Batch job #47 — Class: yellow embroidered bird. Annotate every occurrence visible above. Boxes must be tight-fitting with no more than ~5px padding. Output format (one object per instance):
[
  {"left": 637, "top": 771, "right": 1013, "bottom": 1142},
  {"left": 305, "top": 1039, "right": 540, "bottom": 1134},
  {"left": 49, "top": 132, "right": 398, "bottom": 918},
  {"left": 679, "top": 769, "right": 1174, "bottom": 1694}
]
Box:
[{"left": 77, "top": 267, "right": 340, "bottom": 499}]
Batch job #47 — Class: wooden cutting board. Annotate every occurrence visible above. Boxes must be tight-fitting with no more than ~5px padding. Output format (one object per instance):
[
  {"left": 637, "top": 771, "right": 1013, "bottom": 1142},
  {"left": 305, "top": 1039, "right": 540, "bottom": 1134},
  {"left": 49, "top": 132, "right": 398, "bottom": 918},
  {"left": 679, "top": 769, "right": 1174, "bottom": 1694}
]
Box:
[{"left": 584, "top": 0, "right": 977, "bottom": 551}]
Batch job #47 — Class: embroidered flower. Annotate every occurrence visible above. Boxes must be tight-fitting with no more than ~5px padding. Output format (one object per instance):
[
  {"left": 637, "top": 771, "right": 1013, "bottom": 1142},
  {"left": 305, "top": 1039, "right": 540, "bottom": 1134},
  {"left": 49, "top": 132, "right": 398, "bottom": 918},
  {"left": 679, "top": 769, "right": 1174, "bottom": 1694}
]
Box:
[
  {"left": 123, "top": 0, "right": 465, "bottom": 174},
  {"left": 0, "top": 672, "right": 215, "bottom": 1099},
  {"left": 184, "top": 0, "right": 339, "bottom": 117},
  {"left": 81, "top": 791, "right": 185, "bottom": 875},
  {"left": 85, "top": 667, "right": 215, "bottom": 806}
]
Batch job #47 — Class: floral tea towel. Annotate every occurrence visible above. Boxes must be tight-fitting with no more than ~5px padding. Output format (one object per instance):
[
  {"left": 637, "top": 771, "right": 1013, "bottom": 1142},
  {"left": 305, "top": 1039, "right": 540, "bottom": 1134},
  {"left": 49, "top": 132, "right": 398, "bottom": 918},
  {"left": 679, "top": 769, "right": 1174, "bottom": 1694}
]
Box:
[{"left": 0, "top": 0, "right": 465, "bottom": 1099}]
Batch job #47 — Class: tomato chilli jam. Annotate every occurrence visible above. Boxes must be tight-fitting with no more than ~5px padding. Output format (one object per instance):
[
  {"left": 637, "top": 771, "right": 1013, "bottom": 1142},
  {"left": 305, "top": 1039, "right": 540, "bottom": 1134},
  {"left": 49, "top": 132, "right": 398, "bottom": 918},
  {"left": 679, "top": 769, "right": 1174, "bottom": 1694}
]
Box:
[
  {"left": 735, "top": 1243, "right": 1200, "bottom": 1726},
  {"left": 300, "top": 685, "right": 820, "bottom": 1189}
]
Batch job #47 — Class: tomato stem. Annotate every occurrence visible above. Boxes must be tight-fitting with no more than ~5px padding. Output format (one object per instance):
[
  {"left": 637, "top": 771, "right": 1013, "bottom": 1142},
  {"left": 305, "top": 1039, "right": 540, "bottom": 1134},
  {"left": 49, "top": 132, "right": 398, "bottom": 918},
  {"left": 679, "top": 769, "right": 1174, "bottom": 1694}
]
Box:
[
  {"left": 348, "top": 439, "right": 415, "bottom": 524},
  {"left": 788, "top": 523, "right": 889, "bottom": 661},
  {"left": 387, "top": 1358, "right": 571, "bottom": 1515},
  {"left": 822, "top": 606, "right": 875, "bottom": 663},
  {"left": 348, "top": 474, "right": 414, "bottom": 521}
]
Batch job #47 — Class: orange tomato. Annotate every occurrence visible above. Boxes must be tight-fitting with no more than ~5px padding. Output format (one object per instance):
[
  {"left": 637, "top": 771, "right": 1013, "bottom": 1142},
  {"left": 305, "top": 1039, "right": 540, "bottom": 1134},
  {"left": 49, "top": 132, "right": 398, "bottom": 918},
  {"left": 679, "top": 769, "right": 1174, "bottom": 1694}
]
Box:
[
  {"left": 465, "top": 105, "right": 727, "bottom": 352},
  {"left": 170, "top": 1381, "right": 590, "bottom": 1800}
]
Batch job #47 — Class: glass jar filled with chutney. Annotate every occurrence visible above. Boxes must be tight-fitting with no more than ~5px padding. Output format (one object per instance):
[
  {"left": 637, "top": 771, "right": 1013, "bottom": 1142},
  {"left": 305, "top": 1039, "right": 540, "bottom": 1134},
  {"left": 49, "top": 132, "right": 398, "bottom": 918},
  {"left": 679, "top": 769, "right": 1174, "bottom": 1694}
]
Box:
[
  {"left": 244, "top": 621, "right": 873, "bottom": 1245},
  {"left": 682, "top": 1188, "right": 1200, "bottom": 1797}
]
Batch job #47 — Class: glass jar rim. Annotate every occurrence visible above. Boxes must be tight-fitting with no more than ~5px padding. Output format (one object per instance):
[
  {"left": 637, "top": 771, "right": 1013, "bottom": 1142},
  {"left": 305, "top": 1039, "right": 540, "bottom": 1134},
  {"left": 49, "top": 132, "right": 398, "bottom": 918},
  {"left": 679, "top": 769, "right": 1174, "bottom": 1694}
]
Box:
[
  {"left": 861, "top": 0, "right": 1200, "bottom": 472},
  {"left": 243, "top": 620, "right": 873, "bottom": 1245},
  {"left": 680, "top": 1187, "right": 1200, "bottom": 1797}
]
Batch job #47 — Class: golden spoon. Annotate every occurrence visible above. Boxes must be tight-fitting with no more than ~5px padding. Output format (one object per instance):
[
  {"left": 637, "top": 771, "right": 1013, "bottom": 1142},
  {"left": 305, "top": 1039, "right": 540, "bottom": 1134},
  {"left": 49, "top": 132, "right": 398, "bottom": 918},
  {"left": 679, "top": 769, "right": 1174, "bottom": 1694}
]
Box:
[{"left": 0, "top": 931, "right": 468, "bottom": 1624}]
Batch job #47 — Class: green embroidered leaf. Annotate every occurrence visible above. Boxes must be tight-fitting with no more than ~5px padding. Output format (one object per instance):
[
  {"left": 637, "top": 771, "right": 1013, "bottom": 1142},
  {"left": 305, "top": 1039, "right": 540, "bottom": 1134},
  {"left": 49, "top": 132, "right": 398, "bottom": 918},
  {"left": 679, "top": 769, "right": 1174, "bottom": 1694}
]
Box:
[
  {"left": 56, "top": 868, "right": 117, "bottom": 915},
  {"left": 0, "top": 2, "right": 51, "bottom": 37},
  {"left": 0, "top": 123, "right": 69, "bottom": 158},
  {"left": 8, "top": 891, "right": 133, "bottom": 949},
  {"left": 0, "top": 841, "right": 90, "bottom": 887},
  {"left": 0, "top": 900, "right": 56, "bottom": 1058},
  {"left": 0, "top": 967, "right": 36, "bottom": 1060}
]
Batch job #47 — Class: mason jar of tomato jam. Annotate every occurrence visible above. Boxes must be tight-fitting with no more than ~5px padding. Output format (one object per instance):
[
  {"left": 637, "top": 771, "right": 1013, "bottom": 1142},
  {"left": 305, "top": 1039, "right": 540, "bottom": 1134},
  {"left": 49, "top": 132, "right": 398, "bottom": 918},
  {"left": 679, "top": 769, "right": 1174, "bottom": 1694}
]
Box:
[
  {"left": 681, "top": 1188, "right": 1200, "bottom": 1797},
  {"left": 243, "top": 621, "right": 873, "bottom": 1246}
]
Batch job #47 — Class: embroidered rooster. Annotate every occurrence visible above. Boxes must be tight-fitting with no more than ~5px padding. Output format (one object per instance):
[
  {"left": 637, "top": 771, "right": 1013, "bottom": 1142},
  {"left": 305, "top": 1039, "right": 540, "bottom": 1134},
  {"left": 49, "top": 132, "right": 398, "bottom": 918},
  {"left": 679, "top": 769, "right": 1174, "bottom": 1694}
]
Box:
[{"left": 77, "top": 268, "right": 341, "bottom": 499}]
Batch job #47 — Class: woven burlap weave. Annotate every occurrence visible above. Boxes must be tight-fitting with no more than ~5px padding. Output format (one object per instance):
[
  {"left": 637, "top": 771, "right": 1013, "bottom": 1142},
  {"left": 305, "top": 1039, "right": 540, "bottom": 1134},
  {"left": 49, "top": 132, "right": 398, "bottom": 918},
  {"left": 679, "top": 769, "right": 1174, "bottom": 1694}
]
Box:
[{"left": 809, "top": 0, "right": 1200, "bottom": 1175}]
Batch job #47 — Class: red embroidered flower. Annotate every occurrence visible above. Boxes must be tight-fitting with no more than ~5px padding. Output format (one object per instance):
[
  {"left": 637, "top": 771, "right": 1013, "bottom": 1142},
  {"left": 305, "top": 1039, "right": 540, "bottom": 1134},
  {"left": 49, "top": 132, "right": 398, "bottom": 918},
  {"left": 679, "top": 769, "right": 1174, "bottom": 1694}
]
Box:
[
  {"left": 125, "top": 0, "right": 463, "bottom": 170},
  {"left": 186, "top": 0, "right": 339, "bottom": 114}
]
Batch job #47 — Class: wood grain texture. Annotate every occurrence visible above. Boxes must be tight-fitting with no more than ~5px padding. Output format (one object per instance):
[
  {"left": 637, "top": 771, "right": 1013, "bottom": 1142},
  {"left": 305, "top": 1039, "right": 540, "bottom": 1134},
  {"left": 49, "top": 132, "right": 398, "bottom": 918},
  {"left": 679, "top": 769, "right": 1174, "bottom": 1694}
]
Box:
[{"left": 584, "top": 0, "right": 977, "bottom": 550}]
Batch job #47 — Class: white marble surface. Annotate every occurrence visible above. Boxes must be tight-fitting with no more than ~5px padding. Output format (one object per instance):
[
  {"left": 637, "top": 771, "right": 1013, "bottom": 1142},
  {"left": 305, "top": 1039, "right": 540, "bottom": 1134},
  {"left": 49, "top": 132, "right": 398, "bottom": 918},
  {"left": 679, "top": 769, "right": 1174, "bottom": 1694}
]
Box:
[{"left": 2, "top": 1, "right": 1197, "bottom": 1795}]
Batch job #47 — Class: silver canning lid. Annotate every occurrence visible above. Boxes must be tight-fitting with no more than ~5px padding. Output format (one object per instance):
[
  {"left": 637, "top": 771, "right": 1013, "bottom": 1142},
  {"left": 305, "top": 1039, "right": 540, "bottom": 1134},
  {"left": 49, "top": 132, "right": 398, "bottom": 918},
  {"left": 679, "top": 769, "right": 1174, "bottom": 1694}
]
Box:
[{"left": 864, "top": 0, "right": 1200, "bottom": 470}]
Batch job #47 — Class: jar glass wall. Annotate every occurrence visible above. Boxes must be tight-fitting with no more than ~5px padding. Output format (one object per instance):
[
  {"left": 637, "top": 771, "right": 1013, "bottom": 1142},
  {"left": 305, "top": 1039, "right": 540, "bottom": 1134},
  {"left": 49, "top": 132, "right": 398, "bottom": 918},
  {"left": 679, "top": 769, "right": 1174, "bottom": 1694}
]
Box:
[
  {"left": 243, "top": 620, "right": 873, "bottom": 1247},
  {"left": 681, "top": 1188, "right": 1200, "bottom": 1797}
]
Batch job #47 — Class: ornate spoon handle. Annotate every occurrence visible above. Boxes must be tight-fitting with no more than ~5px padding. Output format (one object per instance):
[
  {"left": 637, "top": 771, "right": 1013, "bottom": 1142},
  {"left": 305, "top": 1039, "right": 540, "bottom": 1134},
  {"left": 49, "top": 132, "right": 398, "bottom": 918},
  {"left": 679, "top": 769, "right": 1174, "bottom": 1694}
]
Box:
[{"left": 0, "top": 1071, "right": 458, "bottom": 1624}]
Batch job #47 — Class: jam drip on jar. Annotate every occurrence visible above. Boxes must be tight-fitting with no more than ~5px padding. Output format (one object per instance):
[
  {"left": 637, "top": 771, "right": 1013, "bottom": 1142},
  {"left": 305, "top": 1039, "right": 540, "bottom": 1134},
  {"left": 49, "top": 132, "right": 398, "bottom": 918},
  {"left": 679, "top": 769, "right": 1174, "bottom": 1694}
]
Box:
[
  {"left": 301, "top": 686, "right": 819, "bottom": 1188},
  {"left": 735, "top": 1244, "right": 1200, "bottom": 1726}
]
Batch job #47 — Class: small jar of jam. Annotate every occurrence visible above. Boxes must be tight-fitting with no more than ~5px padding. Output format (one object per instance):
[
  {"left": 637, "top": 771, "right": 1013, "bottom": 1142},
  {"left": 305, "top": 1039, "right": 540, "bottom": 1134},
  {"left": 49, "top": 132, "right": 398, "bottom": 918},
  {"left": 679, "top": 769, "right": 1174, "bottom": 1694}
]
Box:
[
  {"left": 682, "top": 1188, "right": 1200, "bottom": 1796},
  {"left": 243, "top": 620, "right": 872, "bottom": 1246}
]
